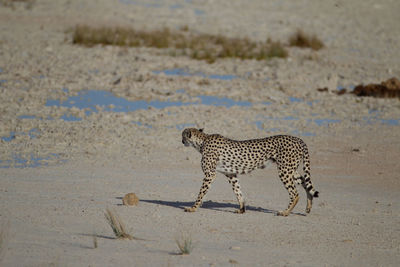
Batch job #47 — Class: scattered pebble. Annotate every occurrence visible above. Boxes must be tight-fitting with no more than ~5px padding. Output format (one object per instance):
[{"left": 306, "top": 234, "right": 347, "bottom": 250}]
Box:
[{"left": 229, "top": 259, "right": 239, "bottom": 264}]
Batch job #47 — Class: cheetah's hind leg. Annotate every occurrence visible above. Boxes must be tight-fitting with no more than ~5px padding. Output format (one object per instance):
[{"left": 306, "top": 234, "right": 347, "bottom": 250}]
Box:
[
  {"left": 302, "top": 180, "right": 314, "bottom": 214},
  {"left": 293, "top": 171, "right": 303, "bottom": 185},
  {"left": 293, "top": 171, "right": 313, "bottom": 214},
  {"left": 277, "top": 194, "right": 299, "bottom": 216},
  {"left": 277, "top": 166, "right": 300, "bottom": 216}
]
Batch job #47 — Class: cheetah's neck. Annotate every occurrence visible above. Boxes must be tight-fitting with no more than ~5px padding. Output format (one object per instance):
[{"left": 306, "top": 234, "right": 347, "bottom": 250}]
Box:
[{"left": 192, "top": 132, "right": 208, "bottom": 153}]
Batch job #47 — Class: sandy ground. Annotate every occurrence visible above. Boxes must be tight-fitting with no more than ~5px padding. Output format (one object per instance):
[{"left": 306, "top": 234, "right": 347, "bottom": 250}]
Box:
[{"left": 1, "top": 0, "right": 400, "bottom": 266}]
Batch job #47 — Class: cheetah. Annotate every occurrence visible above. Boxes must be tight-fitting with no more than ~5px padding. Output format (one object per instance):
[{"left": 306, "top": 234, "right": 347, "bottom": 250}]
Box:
[{"left": 181, "top": 128, "right": 319, "bottom": 216}]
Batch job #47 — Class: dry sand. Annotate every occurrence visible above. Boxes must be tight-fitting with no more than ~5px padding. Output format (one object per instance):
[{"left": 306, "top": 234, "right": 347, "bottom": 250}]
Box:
[{"left": 0, "top": 0, "right": 399, "bottom": 266}]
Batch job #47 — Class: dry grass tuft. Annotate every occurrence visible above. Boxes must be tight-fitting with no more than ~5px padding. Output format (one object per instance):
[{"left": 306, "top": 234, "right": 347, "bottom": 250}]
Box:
[
  {"left": 352, "top": 77, "right": 400, "bottom": 98},
  {"left": 175, "top": 234, "right": 194, "bottom": 255},
  {"left": 71, "top": 25, "right": 288, "bottom": 63},
  {"left": 104, "top": 208, "right": 133, "bottom": 240},
  {"left": 92, "top": 234, "right": 98, "bottom": 248},
  {"left": 0, "top": 222, "right": 9, "bottom": 262},
  {"left": 289, "top": 29, "right": 324, "bottom": 50},
  {"left": 265, "top": 40, "right": 288, "bottom": 59},
  {"left": 0, "top": 0, "right": 35, "bottom": 9},
  {"left": 73, "top": 25, "right": 176, "bottom": 48},
  {"left": 0, "top": 229, "right": 4, "bottom": 253},
  {"left": 180, "top": 25, "right": 189, "bottom": 32}
]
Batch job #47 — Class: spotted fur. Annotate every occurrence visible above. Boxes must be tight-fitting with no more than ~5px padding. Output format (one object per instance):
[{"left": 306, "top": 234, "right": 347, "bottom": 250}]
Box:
[{"left": 182, "top": 128, "right": 319, "bottom": 216}]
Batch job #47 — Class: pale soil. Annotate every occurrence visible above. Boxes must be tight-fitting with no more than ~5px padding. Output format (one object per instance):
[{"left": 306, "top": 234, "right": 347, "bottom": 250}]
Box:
[{"left": 0, "top": 0, "right": 400, "bottom": 266}]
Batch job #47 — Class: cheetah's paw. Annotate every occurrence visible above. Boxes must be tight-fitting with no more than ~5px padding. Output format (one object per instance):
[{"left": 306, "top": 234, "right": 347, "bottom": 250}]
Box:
[
  {"left": 277, "top": 210, "right": 290, "bottom": 216},
  {"left": 184, "top": 207, "right": 197, "bottom": 212},
  {"left": 234, "top": 209, "right": 245, "bottom": 214}
]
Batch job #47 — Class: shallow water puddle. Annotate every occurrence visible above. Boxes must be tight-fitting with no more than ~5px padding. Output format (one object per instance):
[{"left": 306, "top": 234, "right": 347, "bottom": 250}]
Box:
[
  {"left": 18, "top": 114, "right": 82, "bottom": 122},
  {"left": 197, "top": 95, "right": 251, "bottom": 107},
  {"left": 0, "top": 153, "right": 62, "bottom": 169},
  {"left": 174, "top": 123, "right": 196, "bottom": 130},
  {"left": 364, "top": 110, "right": 400, "bottom": 126},
  {"left": 0, "top": 128, "right": 65, "bottom": 168},
  {"left": 254, "top": 116, "right": 348, "bottom": 136},
  {"left": 5, "top": 88, "right": 399, "bottom": 168},
  {"left": 1, "top": 128, "right": 40, "bottom": 142},
  {"left": 254, "top": 117, "right": 315, "bottom": 137},
  {"left": 337, "top": 85, "right": 355, "bottom": 92},
  {"left": 18, "top": 115, "right": 37, "bottom": 119},
  {"left": 46, "top": 90, "right": 189, "bottom": 115},
  {"left": 118, "top": 0, "right": 205, "bottom": 15},
  {"left": 378, "top": 118, "right": 399, "bottom": 126},
  {"left": 288, "top": 96, "right": 314, "bottom": 106},
  {"left": 40, "top": 89, "right": 400, "bottom": 128},
  {"left": 312, "top": 118, "right": 342, "bottom": 126},
  {"left": 45, "top": 89, "right": 251, "bottom": 117},
  {"left": 152, "top": 68, "right": 238, "bottom": 81},
  {"left": 132, "top": 121, "right": 152, "bottom": 128},
  {"left": 119, "top": 0, "right": 162, "bottom": 8}
]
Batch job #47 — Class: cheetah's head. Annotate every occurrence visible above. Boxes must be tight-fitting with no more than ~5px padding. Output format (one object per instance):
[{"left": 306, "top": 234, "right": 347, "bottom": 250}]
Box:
[{"left": 182, "top": 128, "right": 205, "bottom": 151}]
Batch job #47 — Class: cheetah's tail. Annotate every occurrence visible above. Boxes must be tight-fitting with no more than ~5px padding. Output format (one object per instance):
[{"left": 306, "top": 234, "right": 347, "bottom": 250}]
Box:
[{"left": 301, "top": 142, "right": 319, "bottom": 198}]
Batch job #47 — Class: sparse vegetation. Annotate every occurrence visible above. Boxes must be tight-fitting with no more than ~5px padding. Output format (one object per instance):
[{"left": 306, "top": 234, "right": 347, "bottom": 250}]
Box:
[
  {"left": 352, "top": 77, "right": 400, "bottom": 98},
  {"left": 175, "top": 234, "right": 194, "bottom": 255},
  {"left": 180, "top": 25, "right": 189, "bottom": 32},
  {"left": 104, "top": 208, "right": 133, "bottom": 240},
  {"left": 92, "top": 234, "right": 98, "bottom": 248},
  {"left": 265, "top": 40, "right": 288, "bottom": 59},
  {"left": 0, "top": 229, "right": 4, "bottom": 253},
  {"left": 71, "top": 24, "right": 288, "bottom": 63},
  {"left": 317, "top": 77, "right": 400, "bottom": 98},
  {"left": 197, "top": 79, "right": 211, "bottom": 86},
  {"left": 0, "top": 0, "right": 35, "bottom": 9},
  {"left": 289, "top": 29, "right": 324, "bottom": 50},
  {"left": 0, "top": 222, "right": 9, "bottom": 262}
]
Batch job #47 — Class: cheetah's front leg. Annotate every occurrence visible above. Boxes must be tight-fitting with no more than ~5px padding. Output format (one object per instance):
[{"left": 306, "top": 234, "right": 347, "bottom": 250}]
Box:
[
  {"left": 226, "top": 175, "right": 246, "bottom": 214},
  {"left": 185, "top": 153, "right": 217, "bottom": 212},
  {"left": 184, "top": 175, "right": 216, "bottom": 212}
]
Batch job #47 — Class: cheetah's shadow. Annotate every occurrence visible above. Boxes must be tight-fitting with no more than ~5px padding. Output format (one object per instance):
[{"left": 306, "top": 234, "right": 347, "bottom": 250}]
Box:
[{"left": 139, "top": 199, "right": 278, "bottom": 214}]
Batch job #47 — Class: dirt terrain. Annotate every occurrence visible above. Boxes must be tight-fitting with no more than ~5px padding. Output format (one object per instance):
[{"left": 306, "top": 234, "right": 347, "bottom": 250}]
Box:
[{"left": 0, "top": 0, "right": 399, "bottom": 266}]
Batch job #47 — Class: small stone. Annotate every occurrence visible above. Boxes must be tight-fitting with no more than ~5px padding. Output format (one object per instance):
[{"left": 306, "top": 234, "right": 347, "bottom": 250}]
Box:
[
  {"left": 112, "top": 76, "right": 122, "bottom": 85},
  {"left": 230, "top": 246, "right": 241, "bottom": 251},
  {"left": 122, "top": 193, "right": 139, "bottom": 206}
]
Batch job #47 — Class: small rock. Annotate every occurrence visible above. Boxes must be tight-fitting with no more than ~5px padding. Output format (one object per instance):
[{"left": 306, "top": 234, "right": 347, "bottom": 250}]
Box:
[
  {"left": 336, "top": 88, "right": 347, "bottom": 95},
  {"left": 122, "top": 193, "right": 139, "bottom": 206},
  {"left": 229, "top": 259, "right": 239, "bottom": 264},
  {"left": 317, "top": 87, "right": 328, "bottom": 92},
  {"left": 230, "top": 246, "right": 241, "bottom": 251},
  {"left": 112, "top": 76, "right": 122, "bottom": 85}
]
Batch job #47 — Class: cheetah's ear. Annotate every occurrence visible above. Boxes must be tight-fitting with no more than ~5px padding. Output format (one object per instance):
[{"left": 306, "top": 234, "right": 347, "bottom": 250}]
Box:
[{"left": 199, "top": 128, "right": 204, "bottom": 132}]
